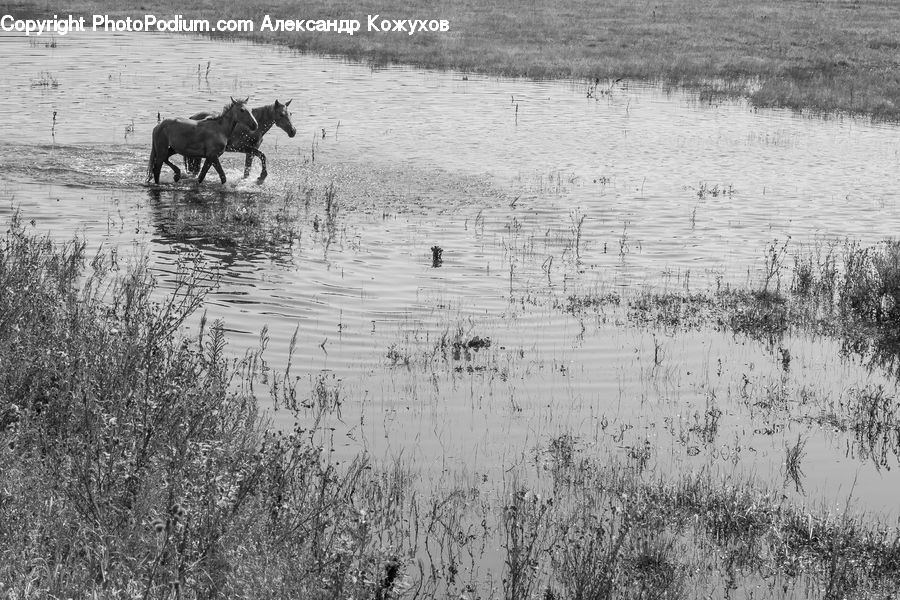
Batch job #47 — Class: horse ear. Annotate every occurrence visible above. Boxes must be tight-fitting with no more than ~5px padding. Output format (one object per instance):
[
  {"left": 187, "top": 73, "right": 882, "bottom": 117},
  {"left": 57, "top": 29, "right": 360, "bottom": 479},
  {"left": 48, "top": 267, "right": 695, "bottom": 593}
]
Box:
[
  {"left": 243, "top": 97, "right": 249, "bottom": 104},
  {"left": 274, "top": 99, "right": 281, "bottom": 108},
  {"left": 285, "top": 99, "right": 292, "bottom": 107},
  {"left": 231, "top": 96, "right": 236, "bottom": 104}
]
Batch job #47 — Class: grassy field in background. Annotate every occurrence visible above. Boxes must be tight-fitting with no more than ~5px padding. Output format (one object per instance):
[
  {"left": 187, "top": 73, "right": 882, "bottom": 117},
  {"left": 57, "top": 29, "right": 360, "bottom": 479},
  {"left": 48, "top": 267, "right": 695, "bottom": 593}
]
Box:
[{"left": 5, "top": 0, "right": 900, "bottom": 118}]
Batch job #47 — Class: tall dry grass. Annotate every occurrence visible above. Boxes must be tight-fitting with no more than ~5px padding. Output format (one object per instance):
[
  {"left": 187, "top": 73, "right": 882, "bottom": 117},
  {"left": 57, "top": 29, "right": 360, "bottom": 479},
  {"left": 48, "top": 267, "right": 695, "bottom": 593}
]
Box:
[{"left": 0, "top": 215, "right": 405, "bottom": 598}]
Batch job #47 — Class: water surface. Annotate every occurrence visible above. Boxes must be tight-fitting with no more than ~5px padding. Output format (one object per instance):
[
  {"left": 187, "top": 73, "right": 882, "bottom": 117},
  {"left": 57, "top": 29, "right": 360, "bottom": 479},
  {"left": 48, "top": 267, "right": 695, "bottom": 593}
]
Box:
[{"left": 2, "top": 29, "right": 900, "bottom": 516}]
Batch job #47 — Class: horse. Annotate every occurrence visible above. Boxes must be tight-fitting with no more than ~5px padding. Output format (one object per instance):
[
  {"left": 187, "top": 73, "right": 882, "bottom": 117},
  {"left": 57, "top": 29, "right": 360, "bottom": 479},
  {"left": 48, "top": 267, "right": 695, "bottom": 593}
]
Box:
[
  {"left": 183, "top": 99, "right": 296, "bottom": 183},
  {"left": 146, "top": 97, "right": 259, "bottom": 185}
]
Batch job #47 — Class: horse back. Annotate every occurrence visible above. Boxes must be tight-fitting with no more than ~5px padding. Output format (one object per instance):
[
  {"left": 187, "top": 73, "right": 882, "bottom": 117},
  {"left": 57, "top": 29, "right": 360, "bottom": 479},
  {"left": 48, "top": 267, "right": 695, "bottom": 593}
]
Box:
[
  {"left": 183, "top": 112, "right": 257, "bottom": 150},
  {"left": 158, "top": 117, "right": 228, "bottom": 157}
]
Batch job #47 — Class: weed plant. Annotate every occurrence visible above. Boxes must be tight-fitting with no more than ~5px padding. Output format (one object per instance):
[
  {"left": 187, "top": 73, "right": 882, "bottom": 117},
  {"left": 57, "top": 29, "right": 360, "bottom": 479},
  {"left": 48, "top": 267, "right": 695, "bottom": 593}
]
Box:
[
  {"left": 0, "top": 215, "right": 406, "bottom": 598},
  {"left": 568, "top": 239, "right": 900, "bottom": 372}
]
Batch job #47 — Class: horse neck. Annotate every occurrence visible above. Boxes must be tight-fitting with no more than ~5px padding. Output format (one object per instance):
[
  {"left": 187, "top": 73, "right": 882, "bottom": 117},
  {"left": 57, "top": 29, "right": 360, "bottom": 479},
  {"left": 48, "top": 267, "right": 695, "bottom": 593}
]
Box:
[
  {"left": 217, "top": 106, "right": 246, "bottom": 136},
  {"left": 251, "top": 105, "right": 277, "bottom": 136}
]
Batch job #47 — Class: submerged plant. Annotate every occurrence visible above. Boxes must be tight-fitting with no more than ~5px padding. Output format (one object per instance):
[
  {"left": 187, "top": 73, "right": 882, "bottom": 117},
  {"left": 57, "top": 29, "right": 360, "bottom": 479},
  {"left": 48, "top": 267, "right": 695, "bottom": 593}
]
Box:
[{"left": 783, "top": 434, "right": 807, "bottom": 493}]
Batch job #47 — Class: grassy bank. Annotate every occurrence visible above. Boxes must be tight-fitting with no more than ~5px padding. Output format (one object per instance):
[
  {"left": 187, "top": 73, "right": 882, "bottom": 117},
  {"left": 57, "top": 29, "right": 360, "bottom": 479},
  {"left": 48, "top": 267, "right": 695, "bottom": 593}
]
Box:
[{"left": 6, "top": 0, "right": 900, "bottom": 118}]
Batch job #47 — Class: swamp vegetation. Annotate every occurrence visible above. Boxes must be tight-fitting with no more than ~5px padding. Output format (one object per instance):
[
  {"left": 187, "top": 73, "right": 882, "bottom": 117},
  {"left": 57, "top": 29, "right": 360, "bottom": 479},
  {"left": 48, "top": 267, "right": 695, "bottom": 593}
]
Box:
[{"left": 5, "top": 213, "right": 900, "bottom": 598}]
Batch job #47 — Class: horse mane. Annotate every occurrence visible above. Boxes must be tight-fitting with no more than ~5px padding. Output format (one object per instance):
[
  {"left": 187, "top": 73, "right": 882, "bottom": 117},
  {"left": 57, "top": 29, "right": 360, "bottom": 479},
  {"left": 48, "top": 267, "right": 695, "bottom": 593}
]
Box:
[
  {"left": 220, "top": 98, "right": 248, "bottom": 115},
  {"left": 200, "top": 99, "right": 247, "bottom": 125},
  {"left": 255, "top": 102, "right": 277, "bottom": 120}
]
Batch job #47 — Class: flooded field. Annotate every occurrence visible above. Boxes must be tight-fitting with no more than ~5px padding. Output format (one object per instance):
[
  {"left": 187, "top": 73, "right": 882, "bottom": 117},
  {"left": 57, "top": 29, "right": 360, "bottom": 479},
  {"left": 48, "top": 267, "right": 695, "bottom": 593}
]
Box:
[{"left": 4, "top": 27, "right": 900, "bottom": 576}]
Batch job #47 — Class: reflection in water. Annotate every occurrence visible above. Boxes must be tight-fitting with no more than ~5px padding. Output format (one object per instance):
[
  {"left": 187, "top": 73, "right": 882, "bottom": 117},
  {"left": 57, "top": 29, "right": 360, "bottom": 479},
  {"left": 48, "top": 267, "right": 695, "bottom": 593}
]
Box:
[{"left": 146, "top": 185, "right": 298, "bottom": 268}]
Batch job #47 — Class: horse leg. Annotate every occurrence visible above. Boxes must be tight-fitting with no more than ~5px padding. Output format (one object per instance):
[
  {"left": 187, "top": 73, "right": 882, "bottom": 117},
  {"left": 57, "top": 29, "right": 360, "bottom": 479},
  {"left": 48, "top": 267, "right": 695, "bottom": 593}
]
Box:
[
  {"left": 153, "top": 151, "right": 169, "bottom": 184},
  {"left": 197, "top": 158, "right": 213, "bottom": 184},
  {"left": 211, "top": 158, "right": 227, "bottom": 184},
  {"left": 164, "top": 150, "right": 182, "bottom": 182},
  {"left": 149, "top": 145, "right": 163, "bottom": 184},
  {"left": 253, "top": 149, "right": 267, "bottom": 183},
  {"left": 243, "top": 153, "right": 253, "bottom": 179}
]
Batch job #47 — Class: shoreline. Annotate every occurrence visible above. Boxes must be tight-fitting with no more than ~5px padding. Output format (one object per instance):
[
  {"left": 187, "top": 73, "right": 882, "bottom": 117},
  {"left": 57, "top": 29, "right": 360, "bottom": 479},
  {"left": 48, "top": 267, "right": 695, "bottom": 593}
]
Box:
[{"left": 3, "top": 0, "right": 900, "bottom": 121}]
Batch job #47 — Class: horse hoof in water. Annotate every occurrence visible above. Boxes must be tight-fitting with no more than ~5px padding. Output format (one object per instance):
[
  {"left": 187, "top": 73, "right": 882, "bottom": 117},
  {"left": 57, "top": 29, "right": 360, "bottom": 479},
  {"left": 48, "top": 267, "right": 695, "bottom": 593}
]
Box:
[
  {"left": 256, "top": 174, "right": 267, "bottom": 185},
  {"left": 173, "top": 172, "right": 181, "bottom": 183}
]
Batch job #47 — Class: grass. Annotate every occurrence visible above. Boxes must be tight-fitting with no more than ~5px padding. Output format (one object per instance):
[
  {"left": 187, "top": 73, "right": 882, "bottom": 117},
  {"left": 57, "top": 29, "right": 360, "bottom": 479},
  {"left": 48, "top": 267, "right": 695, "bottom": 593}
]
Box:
[
  {"left": 563, "top": 236, "right": 900, "bottom": 474},
  {"left": 0, "top": 215, "right": 406, "bottom": 598},
  {"left": 506, "top": 441, "right": 900, "bottom": 599},
  {"left": 8, "top": 0, "right": 900, "bottom": 118},
  {"left": 566, "top": 238, "right": 900, "bottom": 357},
  {"left": 811, "top": 384, "right": 900, "bottom": 471},
  {"left": 783, "top": 433, "right": 807, "bottom": 492},
  {"left": 29, "top": 70, "right": 58, "bottom": 88}
]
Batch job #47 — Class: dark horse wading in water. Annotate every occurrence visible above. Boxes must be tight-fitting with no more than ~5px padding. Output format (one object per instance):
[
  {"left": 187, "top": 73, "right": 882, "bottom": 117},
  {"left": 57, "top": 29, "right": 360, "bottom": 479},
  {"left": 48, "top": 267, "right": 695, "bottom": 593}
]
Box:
[
  {"left": 184, "top": 99, "right": 297, "bottom": 183},
  {"left": 146, "top": 97, "right": 259, "bottom": 185}
]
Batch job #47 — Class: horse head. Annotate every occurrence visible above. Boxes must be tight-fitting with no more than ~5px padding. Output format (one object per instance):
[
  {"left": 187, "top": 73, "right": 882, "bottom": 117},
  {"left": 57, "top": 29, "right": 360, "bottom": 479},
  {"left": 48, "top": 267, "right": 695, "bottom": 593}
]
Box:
[{"left": 273, "top": 99, "right": 297, "bottom": 138}]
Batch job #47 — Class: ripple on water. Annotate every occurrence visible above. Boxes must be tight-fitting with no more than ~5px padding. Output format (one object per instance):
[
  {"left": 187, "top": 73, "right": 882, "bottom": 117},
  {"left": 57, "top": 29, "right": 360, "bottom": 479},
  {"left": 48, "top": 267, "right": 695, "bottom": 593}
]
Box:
[{"left": 3, "top": 30, "right": 900, "bottom": 516}]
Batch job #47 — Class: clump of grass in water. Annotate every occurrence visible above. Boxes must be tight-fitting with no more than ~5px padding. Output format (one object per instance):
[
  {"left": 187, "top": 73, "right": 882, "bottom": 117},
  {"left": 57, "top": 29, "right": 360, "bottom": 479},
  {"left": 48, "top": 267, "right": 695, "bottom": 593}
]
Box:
[
  {"left": 586, "top": 77, "right": 622, "bottom": 99},
  {"left": 569, "top": 209, "right": 585, "bottom": 263},
  {"left": 30, "top": 71, "right": 59, "bottom": 88},
  {"left": 385, "top": 342, "right": 411, "bottom": 367},
  {"left": 813, "top": 385, "right": 900, "bottom": 470},
  {"left": 324, "top": 181, "right": 339, "bottom": 236},
  {"left": 431, "top": 244, "right": 443, "bottom": 267},
  {"left": 501, "top": 483, "right": 556, "bottom": 600},
  {"left": 310, "top": 182, "right": 341, "bottom": 248},
  {"left": 436, "top": 321, "right": 492, "bottom": 361},
  {"left": 532, "top": 438, "right": 900, "bottom": 598},
  {"left": 693, "top": 181, "right": 735, "bottom": 200},
  {"left": 783, "top": 434, "right": 807, "bottom": 492},
  {"left": 569, "top": 238, "right": 900, "bottom": 373},
  {"left": 790, "top": 239, "right": 900, "bottom": 375},
  {"left": 761, "top": 237, "right": 791, "bottom": 297}
]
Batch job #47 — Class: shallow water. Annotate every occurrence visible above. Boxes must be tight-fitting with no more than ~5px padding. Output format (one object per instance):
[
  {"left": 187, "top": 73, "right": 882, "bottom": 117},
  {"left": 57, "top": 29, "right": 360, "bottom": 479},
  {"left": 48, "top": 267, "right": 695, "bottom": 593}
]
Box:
[{"left": 3, "top": 30, "right": 900, "bottom": 516}]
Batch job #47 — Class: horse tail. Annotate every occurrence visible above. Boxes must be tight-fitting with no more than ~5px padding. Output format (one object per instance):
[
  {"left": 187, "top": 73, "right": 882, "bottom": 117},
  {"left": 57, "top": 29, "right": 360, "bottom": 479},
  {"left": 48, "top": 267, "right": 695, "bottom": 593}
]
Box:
[
  {"left": 146, "top": 123, "right": 159, "bottom": 183},
  {"left": 147, "top": 122, "right": 170, "bottom": 183}
]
